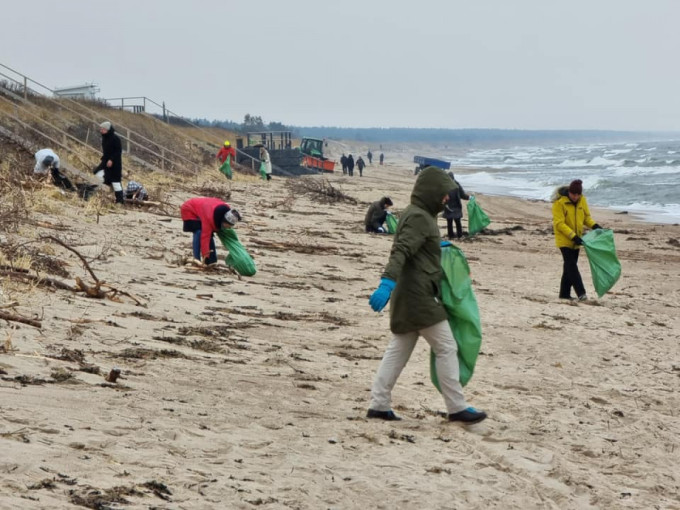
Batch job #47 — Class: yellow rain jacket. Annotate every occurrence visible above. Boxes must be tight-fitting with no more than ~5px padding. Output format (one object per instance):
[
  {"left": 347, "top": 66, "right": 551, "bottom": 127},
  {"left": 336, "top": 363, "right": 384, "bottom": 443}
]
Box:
[{"left": 552, "top": 186, "right": 596, "bottom": 248}]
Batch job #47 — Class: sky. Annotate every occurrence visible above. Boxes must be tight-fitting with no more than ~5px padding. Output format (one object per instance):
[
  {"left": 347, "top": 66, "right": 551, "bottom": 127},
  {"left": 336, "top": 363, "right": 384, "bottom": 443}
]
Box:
[{"left": 2, "top": 0, "right": 679, "bottom": 131}]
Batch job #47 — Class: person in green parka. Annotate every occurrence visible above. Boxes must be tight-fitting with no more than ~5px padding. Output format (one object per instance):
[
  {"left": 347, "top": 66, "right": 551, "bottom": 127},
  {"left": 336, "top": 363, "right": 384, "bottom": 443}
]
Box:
[{"left": 366, "top": 166, "right": 487, "bottom": 424}]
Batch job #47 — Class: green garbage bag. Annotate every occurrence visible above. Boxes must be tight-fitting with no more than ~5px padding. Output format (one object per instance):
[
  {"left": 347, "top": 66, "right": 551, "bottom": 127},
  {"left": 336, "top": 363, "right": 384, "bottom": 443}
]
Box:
[
  {"left": 216, "top": 228, "right": 256, "bottom": 276},
  {"left": 430, "top": 244, "right": 482, "bottom": 389},
  {"left": 259, "top": 161, "right": 267, "bottom": 180},
  {"left": 385, "top": 213, "right": 398, "bottom": 234},
  {"left": 467, "top": 196, "right": 491, "bottom": 235},
  {"left": 582, "top": 229, "right": 621, "bottom": 297},
  {"left": 219, "top": 155, "right": 233, "bottom": 180}
]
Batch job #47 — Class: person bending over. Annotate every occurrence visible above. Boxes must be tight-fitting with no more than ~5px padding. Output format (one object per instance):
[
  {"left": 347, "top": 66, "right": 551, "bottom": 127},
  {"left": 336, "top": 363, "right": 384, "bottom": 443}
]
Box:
[
  {"left": 364, "top": 196, "right": 393, "bottom": 233},
  {"left": 181, "top": 197, "right": 242, "bottom": 265}
]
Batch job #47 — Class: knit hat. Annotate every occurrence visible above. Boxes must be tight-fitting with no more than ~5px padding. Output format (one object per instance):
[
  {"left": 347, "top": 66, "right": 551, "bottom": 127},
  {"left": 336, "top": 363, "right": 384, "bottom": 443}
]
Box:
[
  {"left": 224, "top": 209, "right": 241, "bottom": 225},
  {"left": 568, "top": 179, "right": 583, "bottom": 194},
  {"left": 383, "top": 196, "right": 393, "bottom": 206},
  {"left": 100, "top": 121, "right": 112, "bottom": 131}
]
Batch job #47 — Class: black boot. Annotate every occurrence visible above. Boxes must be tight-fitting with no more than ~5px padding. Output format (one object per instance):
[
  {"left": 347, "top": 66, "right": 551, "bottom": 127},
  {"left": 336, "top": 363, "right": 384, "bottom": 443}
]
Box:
[{"left": 114, "top": 191, "right": 124, "bottom": 204}]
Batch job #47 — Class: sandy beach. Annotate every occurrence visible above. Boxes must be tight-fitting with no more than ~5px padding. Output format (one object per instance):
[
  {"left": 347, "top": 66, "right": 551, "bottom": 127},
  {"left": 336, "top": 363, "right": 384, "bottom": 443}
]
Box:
[{"left": 1, "top": 157, "right": 679, "bottom": 509}]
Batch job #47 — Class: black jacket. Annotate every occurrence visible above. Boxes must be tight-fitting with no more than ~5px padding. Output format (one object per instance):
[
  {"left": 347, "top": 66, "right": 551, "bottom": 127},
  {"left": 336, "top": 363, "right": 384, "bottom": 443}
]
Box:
[
  {"left": 347, "top": 155, "right": 354, "bottom": 170},
  {"left": 356, "top": 157, "right": 365, "bottom": 170},
  {"left": 442, "top": 178, "right": 469, "bottom": 219},
  {"left": 96, "top": 127, "right": 123, "bottom": 184}
]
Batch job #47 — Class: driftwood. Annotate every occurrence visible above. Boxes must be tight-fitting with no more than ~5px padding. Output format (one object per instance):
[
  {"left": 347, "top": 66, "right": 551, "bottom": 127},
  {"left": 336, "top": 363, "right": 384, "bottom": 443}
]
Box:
[
  {"left": 0, "top": 269, "right": 75, "bottom": 291},
  {"left": 0, "top": 310, "right": 41, "bottom": 328},
  {"left": 40, "top": 235, "right": 99, "bottom": 282},
  {"left": 123, "top": 199, "right": 163, "bottom": 207}
]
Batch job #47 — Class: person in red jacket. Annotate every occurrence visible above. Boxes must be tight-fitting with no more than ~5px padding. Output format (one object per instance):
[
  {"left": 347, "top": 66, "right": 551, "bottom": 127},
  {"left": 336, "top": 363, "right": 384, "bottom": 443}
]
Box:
[
  {"left": 216, "top": 140, "right": 237, "bottom": 179},
  {"left": 180, "top": 197, "right": 241, "bottom": 264}
]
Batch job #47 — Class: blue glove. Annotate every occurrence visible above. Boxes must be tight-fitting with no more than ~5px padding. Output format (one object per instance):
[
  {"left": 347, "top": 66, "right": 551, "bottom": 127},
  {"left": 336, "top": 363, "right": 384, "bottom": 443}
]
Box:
[
  {"left": 369, "top": 278, "right": 396, "bottom": 312},
  {"left": 440, "top": 240, "right": 452, "bottom": 248}
]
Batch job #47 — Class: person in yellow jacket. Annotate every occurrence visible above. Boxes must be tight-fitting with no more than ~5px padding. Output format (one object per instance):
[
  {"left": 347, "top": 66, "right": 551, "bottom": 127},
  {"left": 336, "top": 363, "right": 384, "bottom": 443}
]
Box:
[{"left": 551, "top": 179, "right": 602, "bottom": 301}]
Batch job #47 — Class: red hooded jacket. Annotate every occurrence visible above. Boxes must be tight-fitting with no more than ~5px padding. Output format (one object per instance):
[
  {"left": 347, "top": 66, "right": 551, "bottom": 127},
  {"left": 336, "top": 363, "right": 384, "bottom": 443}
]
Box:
[
  {"left": 180, "top": 197, "right": 231, "bottom": 257},
  {"left": 216, "top": 145, "right": 236, "bottom": 164}
]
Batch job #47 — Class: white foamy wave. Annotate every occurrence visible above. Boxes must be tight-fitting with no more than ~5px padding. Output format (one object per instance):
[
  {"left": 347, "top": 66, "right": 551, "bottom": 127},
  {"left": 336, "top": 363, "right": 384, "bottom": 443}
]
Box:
[
  {"left": 609, "top": 202, "right": 680, "bottom": 224},
  {"left": 557, "top": 156, "right": 621, "bottom": 168},
  {"left": 613, "top": 165, "right": 680, "bottom": 177}
]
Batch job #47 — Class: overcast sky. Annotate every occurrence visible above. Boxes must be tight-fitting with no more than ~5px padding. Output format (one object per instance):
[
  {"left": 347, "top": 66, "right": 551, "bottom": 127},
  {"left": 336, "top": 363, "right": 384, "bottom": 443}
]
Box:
[{"left": 2, "top": 0, "right": 679, "bottom": 131}]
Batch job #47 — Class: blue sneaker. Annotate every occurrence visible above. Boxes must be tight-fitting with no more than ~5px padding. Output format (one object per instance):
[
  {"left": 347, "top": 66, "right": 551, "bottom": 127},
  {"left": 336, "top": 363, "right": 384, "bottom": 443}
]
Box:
[{"left": 448, "top": 407, "right": 487, "bottom": 424}]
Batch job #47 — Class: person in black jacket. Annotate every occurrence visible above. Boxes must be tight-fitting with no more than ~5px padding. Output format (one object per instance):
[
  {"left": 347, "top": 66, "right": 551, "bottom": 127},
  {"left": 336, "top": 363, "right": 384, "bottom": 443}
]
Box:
[
  {"left": 340, "top": 154, "right": 348, "bottom": 175},
  {"left": 94, "top": 121, "right": 124, "bottom": 204},
  {"left": 356, "top": 156, "right": 366, "bottom": 177},
  {"left": 347, "top": 154, "right": 355, "bottom": 176},
  {"left": 443, "top": 172, "right": 470, "bottom": 239},
  {"left": 364, "top": 196, "right": 393, "bottom": 233}
]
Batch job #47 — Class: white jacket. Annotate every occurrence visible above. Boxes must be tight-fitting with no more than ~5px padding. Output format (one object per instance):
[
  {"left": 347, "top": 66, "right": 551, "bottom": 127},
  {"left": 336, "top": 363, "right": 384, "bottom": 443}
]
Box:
[{"left": 34, "top": 148, "right": 60, "bottom": 174}]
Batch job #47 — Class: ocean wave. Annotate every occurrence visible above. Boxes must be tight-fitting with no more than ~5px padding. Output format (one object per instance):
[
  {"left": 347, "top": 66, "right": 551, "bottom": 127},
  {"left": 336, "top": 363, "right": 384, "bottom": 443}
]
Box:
[{"left": 557, "top": 156, "right": 620, "bottom": 168}]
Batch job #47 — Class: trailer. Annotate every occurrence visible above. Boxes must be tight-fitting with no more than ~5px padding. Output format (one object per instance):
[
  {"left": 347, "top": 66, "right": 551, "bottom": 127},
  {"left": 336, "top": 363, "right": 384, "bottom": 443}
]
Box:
[{"left": 413, "top": 155, "right": 451, "bottom": 175}]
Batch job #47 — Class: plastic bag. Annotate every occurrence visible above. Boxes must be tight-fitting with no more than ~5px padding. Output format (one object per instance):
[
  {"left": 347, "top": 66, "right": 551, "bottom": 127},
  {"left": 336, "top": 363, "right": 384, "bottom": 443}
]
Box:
[
  {"left": 430, "top": 244, "right": 482, "bottom": 389},
  {"left": 467, "top": 196, "right": 491, "bottom": 235},
  {"left": 219, "top": 155, "right": 233, "bottom": 180},
  {"left": 385, "top": 213, "right": 398, "bottom": 234},
  {"left": 216, "top": 228, "right": 256, "bottom": 276},
  {"left": 259, "top": 161, "right": 267, "bottom": 180},
  {"left": 582, "top": 229, "right": 621, "bottom": 297}
]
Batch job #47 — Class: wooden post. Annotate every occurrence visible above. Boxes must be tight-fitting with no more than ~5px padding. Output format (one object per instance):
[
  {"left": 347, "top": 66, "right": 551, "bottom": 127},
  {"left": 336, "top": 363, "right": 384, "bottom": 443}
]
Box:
[
  {"left": 126, "top": 129, "right": 130, "bottom": 153},
  {"left": 23, "top": 77, "right": 27, "bottom": 100},
  {"left": 161, "top": 148, "right": 165, "bottom": 171}
]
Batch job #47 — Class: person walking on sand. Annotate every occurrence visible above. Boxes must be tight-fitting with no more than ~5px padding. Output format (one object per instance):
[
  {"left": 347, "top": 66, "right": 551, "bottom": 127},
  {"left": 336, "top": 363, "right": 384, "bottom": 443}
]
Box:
[
  {"left": 93, "top": 121, "right": 124, "bottom": 204},
  {"left": 364, "top": 196, "right": 393, "bottom": 233},
  {"left": 552, "top": 179, "right": 602, "bottom": 301},
  {"left": 181, "top": 197, "right": 242, "bottom": 265},
  {"left": 443, "top": 172, "right": 470, "bottom": 239},
  {"left": 347, "top": 154, "right": 355, "bottom": 177},
  {"left": 216, "top": 140, "right": 237, "bottom": 180},
  {"left": 379, "top": 153, "right": 384, "bottom": 165},
  {"left": 356, "top": 156, "right": 366, "bottom": 177},
  {"left": 340, "top": 154, "right": 348, "bottom": 175},
  {"left": 366, "top": 167, "right": 487, "bottom": 424},
  {"left": 367, "top": 150, "right": 373, "bottom": 165},
  {"left": 259, "top": 146, "right": 273, "bottom": 181}
]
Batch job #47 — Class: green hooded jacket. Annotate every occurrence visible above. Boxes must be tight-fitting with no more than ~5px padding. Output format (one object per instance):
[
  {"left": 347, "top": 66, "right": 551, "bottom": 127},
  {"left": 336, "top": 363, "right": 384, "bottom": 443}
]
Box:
[{"left": 383, "top": 166, "right": 457, "bottom": 333}]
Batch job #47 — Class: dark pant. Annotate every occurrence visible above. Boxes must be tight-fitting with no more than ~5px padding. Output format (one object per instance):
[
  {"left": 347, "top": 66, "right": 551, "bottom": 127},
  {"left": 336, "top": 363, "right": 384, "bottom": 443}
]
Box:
[
  {"left": 51, "top": 168, "right": 74, "bottom": 190},
  {"left": 183, "top": 220, "right": 217, "bottom": 264},
  {"left": 559, "top": 247, "right": 586, "bottom": 299},
  {"left": 446, "top": 218, "right": 463, "bottom": 239}
]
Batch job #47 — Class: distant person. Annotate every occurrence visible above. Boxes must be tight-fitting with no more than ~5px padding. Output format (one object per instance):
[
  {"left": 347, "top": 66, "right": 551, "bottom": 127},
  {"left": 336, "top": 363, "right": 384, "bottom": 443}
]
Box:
[
  {"left": 379, "top": 153, "right": 384, "bottom": 165},
  {"left": 124, "top": 180, "right": 149, "bottom": 202},
  {"left": 33, "top": 148, "right": 73, "bottom": 190},
  {"left": 443, "top": 172, "right": 470, "bottom": 239},
  {"left": 94, "top": 121, "right": 123, "bottom": 204},
  {"left": 259, "top": 146, "right": 273, "bottom": 180},
  {"left": 364, "top": 196, "right": 393, "bottom": 233},
  {"left": 356, "top": 156, "right": 366, "bottom": 177},
  {"left": 340, "top": 154, "right": 348, "bottom": 175},
  {"left": 216, "top": 140, "right": 237, "bottom": 180},
  {"left": 552, "top": 179, "right": 602, "bottom": 301},
  {"left": 366, "top": 167, "right": 487, "bottom": 424},
  {"left": 180, "top": 197, "right": 242, "bottom": 265},
  {"left": 347, "top": 154, "right": 355, "bottom": 176},
  {"left": 367, "top": 150, "right": 373, "bottom": 165}
]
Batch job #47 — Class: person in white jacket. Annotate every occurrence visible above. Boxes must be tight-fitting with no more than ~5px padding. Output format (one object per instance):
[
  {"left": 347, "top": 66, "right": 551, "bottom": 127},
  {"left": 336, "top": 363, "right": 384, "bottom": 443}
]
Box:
[
  {"left": 259, "top": 146, "right": 273, "bottom": 180},
  {"left": 33, "top": 148, "right": 73, "bottom": 190}
]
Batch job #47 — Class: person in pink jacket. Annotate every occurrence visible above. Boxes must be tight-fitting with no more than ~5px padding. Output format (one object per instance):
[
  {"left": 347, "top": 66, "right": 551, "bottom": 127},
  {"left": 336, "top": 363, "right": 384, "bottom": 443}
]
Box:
[{"left": 180, "top": 197, "right": 241, "bottom": 264}]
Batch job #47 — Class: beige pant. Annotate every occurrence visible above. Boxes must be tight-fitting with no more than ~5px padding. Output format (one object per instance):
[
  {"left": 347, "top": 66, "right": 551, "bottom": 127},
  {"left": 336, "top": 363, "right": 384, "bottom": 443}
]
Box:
[{"left": 369, "top": 320, "right": 468, "bottom": 414}]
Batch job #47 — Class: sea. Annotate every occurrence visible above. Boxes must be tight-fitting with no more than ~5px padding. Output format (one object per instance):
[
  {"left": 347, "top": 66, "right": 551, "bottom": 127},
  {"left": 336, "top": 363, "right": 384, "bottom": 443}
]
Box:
[{"left": 435, "top": 139, "right": 680, "bottom": 224}]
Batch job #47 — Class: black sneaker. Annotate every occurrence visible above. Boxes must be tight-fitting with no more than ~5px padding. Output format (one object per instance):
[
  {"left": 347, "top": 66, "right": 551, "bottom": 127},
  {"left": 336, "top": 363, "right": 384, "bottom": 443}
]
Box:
[
  {"left": 448, "top": 407, "right": 487, "bottom": 424},
  {"left": 577, "top": 294, "right": 588, "bottom": 302},
  {"left": 366, "top": 409, "right": 402, "bottom": 421}
]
